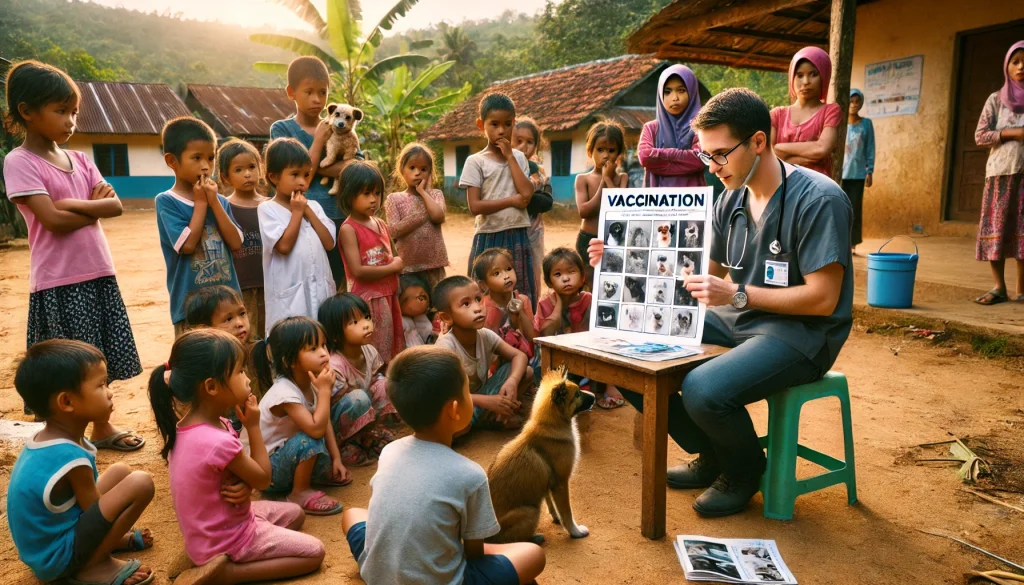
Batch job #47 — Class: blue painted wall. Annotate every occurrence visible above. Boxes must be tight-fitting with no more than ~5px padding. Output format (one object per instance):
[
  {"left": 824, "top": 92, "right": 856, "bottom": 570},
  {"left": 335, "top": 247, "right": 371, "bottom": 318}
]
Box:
[{"left": 106, "top": 176, "right": 175, "bottom": 198}]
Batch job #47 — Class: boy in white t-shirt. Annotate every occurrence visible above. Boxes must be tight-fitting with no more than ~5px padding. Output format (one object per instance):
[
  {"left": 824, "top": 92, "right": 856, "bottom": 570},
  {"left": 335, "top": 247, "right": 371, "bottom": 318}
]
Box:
[
  {"left": 341, "top": 346, "right": 545, "bottom": 585},
  {"left": 431, "top": 275, "right": 532, "bottom": 432}
]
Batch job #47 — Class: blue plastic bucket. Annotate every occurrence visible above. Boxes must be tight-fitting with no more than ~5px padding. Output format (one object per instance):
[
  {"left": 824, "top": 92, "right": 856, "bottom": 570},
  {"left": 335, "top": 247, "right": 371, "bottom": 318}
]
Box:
[{"left": 867, "top": 236, "right": 919, "bottom": 308}]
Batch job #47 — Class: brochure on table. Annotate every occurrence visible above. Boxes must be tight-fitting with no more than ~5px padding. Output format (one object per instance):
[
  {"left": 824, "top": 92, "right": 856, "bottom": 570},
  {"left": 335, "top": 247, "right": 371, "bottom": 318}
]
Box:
[{"left": 584, "top": 186, "right": 713, "bottom": 361}]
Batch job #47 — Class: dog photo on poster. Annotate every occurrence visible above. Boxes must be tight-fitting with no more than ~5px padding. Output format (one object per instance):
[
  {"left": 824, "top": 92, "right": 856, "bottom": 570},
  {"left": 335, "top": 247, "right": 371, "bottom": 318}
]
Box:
[{"left": 587, "top": 186, "right": 714, "bottom": 358}]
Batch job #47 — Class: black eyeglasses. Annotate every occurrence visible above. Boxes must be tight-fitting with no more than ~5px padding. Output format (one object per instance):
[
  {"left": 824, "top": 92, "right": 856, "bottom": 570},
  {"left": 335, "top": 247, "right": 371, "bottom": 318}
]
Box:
[{"left": 697, "top": 133, "right": 756, "bottom": 167}]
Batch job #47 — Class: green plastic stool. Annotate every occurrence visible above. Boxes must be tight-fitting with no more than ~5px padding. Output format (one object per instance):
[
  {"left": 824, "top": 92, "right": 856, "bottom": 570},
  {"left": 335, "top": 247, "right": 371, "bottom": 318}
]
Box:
[{"left": 758, "top": 371, "right": 857, "bottom": 520}]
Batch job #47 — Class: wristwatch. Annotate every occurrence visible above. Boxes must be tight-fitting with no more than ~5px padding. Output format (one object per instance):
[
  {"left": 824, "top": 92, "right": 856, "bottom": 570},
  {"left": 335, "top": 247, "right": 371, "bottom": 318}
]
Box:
[{"left": 731, "top": 284, "right": 748, "bottom": 309}]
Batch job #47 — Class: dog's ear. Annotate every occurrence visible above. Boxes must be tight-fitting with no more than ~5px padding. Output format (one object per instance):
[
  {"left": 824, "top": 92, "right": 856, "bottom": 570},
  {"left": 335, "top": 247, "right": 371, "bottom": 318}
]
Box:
[
  {"left": 327, "top": 103, "right": 338, "bottom": 115},
  {"left": 551, "top": 380, "right": 569, "bottom": 406},
  {"left": 352, "top": 108, "right": 363, "bottom": 121}
]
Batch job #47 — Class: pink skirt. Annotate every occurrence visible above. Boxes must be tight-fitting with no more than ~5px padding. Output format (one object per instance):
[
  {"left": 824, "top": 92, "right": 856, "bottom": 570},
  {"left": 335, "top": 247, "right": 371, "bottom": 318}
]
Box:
[{"left": 231, "top": 501, "right": 325, "bottom": 563}]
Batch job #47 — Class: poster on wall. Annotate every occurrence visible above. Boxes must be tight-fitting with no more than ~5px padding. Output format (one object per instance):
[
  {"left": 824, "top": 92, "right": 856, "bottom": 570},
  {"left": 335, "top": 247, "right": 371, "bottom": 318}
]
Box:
[
  {"left": 864, "top": 55, "right": 923, "bottom": 118},
  {"left": 582, "top": 186, "right": 714, "bottom": 361}
]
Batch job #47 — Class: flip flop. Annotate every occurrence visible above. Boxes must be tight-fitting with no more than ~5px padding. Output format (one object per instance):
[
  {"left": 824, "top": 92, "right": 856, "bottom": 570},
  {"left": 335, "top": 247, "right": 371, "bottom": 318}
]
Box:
[
  {"left": 974, "top": 289, "right": 1009, "bottom": 306},
  {"left": 92, "top": 429, "right": 146, "bottom": 452},
  {"left": 297, "top": 490, "right": 343, "bottom": 516},
  {"left": 596, "top": 395, "right": 626, "bottom": 409},
  {"left": 115, "top": 527, "right": 152, "bottom": 552},
  {"left": 65, "top": 558, "right": 154, "bottom": 585}
]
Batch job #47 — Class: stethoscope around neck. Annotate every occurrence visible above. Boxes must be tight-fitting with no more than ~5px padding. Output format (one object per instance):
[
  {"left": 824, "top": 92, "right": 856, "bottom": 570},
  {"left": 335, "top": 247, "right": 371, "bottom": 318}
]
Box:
[{"left": 723, "top": 157, "right": 788, "bottom": 270}]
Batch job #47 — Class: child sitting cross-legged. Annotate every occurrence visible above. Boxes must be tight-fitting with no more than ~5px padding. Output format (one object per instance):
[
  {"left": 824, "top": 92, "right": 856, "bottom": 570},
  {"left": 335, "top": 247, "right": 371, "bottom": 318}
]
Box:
[
  {"left": 399, "top": 273, "right": 436, "bottom": 348},
  {"left": 535, "top": 247, "right": 625, "bottom": 409},
  {"left": 341, "top": 346, "right": 546, "bottom": 585},
  {"left": 318, "top": 293, "right": 399, "bottom": 466},
  {"left": 8, "top": 340, "right": 155, "bottom": 585},
  {"left": 472, "top": 247, "right": 537, "bottom": 370},
  {"left": 433, "top": 275, "right": 532, "bottom": 432},
  {"left": 150, "top": 329, "right": 324, "bottom": 585},
  {"left": 252, "top": 316, "right": 348, "bottom": 516}
]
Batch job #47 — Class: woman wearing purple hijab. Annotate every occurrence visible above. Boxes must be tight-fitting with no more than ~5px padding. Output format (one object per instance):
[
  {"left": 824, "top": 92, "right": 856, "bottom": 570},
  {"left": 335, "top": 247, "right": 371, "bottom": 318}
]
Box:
[
  {"left": 638, "top": 65, "right": 707, "bottom": 188},
  {"left": 973, "top": 41, "right": 1024, "bottom": 306},
  {"left": 771, "top": 47, "right": 843, "bottom": 179}
]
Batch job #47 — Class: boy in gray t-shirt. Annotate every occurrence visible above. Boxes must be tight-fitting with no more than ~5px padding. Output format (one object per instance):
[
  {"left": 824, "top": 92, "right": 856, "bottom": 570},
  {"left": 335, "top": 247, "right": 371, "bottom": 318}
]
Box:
[{"left": 342, "top": 346, "right": 545, "bottom": 585}]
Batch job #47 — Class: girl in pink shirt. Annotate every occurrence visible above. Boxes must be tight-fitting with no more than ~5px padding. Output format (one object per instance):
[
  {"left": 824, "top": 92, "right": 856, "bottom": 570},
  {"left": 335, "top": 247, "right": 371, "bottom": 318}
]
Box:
[
  {"left": 771, "top": 47, "right": 843, "bottom": 180},
  {"left": 3, "top": 61, "right": 143, "bottom": 449},
  {"left": 150, "top": 328, "right": 324, "bottom": 583},
  {"left": 384, "top": 143, "right": 449, "bottom": 292}
]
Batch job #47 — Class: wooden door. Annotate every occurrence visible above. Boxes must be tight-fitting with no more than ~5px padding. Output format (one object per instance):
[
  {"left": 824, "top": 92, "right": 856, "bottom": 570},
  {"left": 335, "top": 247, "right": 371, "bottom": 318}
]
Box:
[{"left": 947, "top": 21, "right": 1024, "bottom": 222}]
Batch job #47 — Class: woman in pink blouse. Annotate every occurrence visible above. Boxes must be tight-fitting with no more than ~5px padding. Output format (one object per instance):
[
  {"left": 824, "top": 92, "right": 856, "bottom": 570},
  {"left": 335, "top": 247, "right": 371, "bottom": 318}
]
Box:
[
  {"left": 771, "top": 47, "right": 843, "bottom": 180},
  {"left": 638, "top": 64, "right": 707, "bottom": 188}
]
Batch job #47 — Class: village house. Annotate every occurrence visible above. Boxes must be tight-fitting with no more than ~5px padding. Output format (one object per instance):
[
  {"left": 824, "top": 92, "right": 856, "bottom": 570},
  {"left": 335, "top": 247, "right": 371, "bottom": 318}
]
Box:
[
  {"left": 627, "top": 0, "right": 1024, "bottom": 238},
  {"left": 65, "top": 81, "right": 190, "bottom": 199},
  {"left": 185, "top": 84, "right": 294, "bottom": 152},
  {"left": 421, "top": 55, "right": 709, "bottom": 202}
]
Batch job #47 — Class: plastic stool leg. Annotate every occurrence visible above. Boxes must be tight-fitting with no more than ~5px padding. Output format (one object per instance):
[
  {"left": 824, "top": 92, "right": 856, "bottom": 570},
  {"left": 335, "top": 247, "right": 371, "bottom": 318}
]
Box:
[
  {"left": 838, "top": 391, "right": 858, "bottom": 504},
  {"left": 762, "top": 394, "right": 802, "bottom": 521}
]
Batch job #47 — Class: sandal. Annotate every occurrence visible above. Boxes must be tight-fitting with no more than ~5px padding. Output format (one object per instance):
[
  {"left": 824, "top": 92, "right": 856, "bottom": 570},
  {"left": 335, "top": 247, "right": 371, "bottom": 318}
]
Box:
[
  {"left": 92, "top": 429, "right": 146, "bottom": 452},
  {"left": 115, "top": 527, "right": 153, "bottom": 552},
  {"left": 974, "top": 289, "right": 1009, "bottom": 306},
  {"left": 65, "top": 558, "right": 154, "bottom": 585},
  {"left": 294, "top": 490, "right": 342, "bottom": 516},
  {"left": 340, "top": 442, "right": 373, "bottom": 467},
  {"left": 596, "top": 395, "right": 626, "bottom": 409}
]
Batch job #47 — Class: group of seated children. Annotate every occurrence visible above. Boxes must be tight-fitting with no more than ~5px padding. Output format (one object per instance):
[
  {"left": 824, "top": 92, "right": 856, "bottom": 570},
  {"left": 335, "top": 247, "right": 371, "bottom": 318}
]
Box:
[{"left": 4, "top": 50, "right": 636, "bottom": 585}]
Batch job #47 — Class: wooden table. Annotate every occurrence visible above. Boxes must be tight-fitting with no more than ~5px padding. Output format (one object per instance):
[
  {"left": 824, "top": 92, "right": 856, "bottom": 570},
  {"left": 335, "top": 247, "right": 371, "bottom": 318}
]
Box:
[{"left": 536, "top": 332, "right": 727, "bottom": 540}]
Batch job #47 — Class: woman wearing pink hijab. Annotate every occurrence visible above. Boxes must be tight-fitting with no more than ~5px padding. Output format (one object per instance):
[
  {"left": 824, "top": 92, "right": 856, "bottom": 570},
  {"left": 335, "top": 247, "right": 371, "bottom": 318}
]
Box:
[
  {"left": 770, "top": 47, "right": 843, "bottom": 179},
  {"left": 638, "top": 64, "right": 707, "bottom": 188},
  {"left": 973, "top": 41, "right": 1024, "bottom": 306}
]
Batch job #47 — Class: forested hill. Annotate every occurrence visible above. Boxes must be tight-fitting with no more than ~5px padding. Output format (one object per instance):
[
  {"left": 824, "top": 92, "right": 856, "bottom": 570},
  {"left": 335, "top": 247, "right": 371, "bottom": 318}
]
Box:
[{"left": 0, "top": 0, "right": 299, "bottom": 88}]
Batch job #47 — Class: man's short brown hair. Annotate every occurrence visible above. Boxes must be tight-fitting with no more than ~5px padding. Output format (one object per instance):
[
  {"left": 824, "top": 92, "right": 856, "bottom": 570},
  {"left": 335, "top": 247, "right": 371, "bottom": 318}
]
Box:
[
  {"left": 690, "top": 88, "right": 772, "bottom": 142},
  {"left": 287, "top": 56, "right": 330, "bottom": 89}
]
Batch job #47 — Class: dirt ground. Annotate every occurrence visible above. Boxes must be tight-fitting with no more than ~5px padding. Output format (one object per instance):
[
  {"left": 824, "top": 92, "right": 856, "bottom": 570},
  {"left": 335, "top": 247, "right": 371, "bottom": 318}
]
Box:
[{"left": 1, "top": 210, "right": 1023, "bottom": 585}]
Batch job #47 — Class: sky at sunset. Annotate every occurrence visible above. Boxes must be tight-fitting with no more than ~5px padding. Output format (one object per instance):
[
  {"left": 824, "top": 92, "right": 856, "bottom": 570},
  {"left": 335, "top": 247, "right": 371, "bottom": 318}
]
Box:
[{"left": 86, "top": 0, "right": 552, "bottom": 33}]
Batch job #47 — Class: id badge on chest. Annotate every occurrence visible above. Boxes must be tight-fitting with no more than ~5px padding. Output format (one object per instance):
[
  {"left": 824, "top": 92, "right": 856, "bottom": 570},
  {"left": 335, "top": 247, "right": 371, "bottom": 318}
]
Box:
[{"left": 764, "top": 259, "right": 789, "bottom": 286}]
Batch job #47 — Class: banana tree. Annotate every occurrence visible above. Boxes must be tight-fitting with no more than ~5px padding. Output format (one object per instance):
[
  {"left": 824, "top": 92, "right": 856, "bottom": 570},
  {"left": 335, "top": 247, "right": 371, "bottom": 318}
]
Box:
[
  {"left": 364, "top": 60, "right": 471, "bottom": 177},
  {"left": 251, "top": 0, "right": 431, "bottom": 106}
]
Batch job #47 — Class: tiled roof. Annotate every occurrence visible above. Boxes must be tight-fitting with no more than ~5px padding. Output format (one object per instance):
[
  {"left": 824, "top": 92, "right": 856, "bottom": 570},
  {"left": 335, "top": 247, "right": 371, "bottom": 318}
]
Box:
[
  {"left": 186, "top": 85, "right": 294, "bottom": 138},
  {"left": 421, "top": 55, "right": 665, "bottom": 142},
  {"left": 76, "top": 82, "right": 191, "bottom": 135}
]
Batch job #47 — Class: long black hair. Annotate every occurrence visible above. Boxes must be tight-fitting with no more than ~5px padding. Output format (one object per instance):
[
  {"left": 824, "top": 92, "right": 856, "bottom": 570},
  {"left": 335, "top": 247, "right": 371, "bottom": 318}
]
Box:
[
  {"left": 252, "top": 316, "right": 326, "bottom": 389},
  {"left": 4, "top": 60, "right": 80, "bottom": 136},
  {"left": 317, "top": 293, "right": 371, "bottom": 353},
  {"left": 148, "top": 329, "right": 246, "bottom": 460}
]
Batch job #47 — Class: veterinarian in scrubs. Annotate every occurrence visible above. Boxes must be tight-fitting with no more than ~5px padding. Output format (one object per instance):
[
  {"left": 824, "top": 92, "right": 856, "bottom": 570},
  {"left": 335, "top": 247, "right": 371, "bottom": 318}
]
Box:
[{"left": 589, "top": 88, "right": 853, "bottom": 518}]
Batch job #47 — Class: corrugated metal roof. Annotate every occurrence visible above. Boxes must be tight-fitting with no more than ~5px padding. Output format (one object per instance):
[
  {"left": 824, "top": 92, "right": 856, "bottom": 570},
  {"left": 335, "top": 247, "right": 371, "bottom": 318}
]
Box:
[
  {"left": 76, "top": 81, "right": 191, "bottom": 135},
  {"left": 186, "top": 85, "right": 294, "bottom": 139},
  {"left": 421, "top": 55, "right": 665, "bottom": 142}
]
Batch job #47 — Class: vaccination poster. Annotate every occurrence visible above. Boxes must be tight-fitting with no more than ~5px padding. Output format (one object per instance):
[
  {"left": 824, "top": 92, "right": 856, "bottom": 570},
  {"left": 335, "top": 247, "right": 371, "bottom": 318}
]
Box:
[
  {"left": 583, "top": 186, "right": 714, "bottom": 359},
  {"left": 864, "top": 55, "right": 923, "bottom": 118}
]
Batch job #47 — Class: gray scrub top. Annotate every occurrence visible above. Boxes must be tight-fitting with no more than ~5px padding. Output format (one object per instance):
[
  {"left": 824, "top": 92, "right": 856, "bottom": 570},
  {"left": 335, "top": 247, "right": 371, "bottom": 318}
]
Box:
[{"left": 708, "top": 162, "right": 854, "bottom": 367}]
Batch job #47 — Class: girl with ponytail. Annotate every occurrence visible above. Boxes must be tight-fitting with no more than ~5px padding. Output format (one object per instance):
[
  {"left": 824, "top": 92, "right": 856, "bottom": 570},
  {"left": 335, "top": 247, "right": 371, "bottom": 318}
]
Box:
[{"left": 148, "top": 329, "right": 324, "bottom": 584}]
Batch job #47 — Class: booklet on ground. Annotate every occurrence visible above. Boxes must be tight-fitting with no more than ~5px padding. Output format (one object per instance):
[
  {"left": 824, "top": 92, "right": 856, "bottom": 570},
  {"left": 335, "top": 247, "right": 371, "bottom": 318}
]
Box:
[{"left": 673, "top": 535, "right": 797, "bottom": 584}]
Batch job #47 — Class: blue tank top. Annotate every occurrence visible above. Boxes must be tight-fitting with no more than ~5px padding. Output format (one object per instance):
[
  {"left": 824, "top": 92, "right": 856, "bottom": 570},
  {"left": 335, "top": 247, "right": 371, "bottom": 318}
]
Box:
[{"left": 7, "top": 436, "right": 98, "bottom": 581}]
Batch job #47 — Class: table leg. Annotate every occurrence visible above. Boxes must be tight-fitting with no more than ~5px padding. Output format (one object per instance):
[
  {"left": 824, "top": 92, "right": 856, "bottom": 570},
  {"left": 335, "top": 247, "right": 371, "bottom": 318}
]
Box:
[
  {"left": 541, "top": 346, "right": 555, "bottom": 376},
  {"left": 641, "top": 374, "right": 669, "bottom": 540}
]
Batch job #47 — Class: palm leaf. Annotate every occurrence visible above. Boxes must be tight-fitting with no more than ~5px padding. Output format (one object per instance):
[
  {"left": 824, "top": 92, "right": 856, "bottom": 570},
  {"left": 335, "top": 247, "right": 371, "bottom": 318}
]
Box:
[
  {"left": 249, "top": 34, "right": 343, "bottom": 71},
  {"left": 363, "top": 54, "right": 430, "bottom": 80},
  {"left": 325, "top": 0, "right": 360, "bottom": 62},
  {"left": 375, "top": 0, "right": 421, "bottom": 31},
  {"left": 253, "top": 61, "right": 289, "bottom": 76},
  {"left": 396, "top": 61, "right": 456, "bottom": 112},
  {"left": 264, "top": 0, "right": 327, "bottom": 37}
]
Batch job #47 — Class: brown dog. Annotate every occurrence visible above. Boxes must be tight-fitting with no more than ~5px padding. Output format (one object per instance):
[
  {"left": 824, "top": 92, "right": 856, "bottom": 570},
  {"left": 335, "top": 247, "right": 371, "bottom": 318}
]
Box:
[
  {"left": 486, "top": 369, "right": 595, "bottom": 543},
  {"left": 319, "top": 102, "right": 362, "bottom": 195}
]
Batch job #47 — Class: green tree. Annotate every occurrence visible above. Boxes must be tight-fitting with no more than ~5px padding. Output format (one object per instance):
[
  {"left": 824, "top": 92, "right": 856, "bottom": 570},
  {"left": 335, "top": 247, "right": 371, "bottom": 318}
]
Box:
[
  {"left": 535, "top": 0, "right": 671, "bottom": 68},
  {"left": 363, "top": 60, "right": 471, "bottom": 179},
  {"left": 250, "top": 0, "right": 432, "bottom": 106}
]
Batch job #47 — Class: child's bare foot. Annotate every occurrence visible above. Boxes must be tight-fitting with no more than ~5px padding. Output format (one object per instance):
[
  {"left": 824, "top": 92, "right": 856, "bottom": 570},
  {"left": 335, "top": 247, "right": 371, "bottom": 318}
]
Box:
[
  {"left": 71, "top": 556, "right": 153, "bottom": 585},
  {"left": 115, "top": 527, "right": 153, "bottom": 552},
  {"left": 173, "top": 554, "right": 229, "bottom": 585},
  {"left": 287, "top": 489, "right": 342, "bottom": 516},
  {"left": 596, "top": 385, "right": 626, "bottom": 409}
]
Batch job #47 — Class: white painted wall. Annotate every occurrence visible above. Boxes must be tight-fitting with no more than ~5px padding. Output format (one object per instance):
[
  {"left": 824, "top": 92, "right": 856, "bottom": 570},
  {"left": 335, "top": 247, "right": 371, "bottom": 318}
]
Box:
[
  {"left": 66, "top": 134, "right": 172, "bottom": 176},
  {"left": 440, "top": 140, "right": 488, "bottom": 176}
]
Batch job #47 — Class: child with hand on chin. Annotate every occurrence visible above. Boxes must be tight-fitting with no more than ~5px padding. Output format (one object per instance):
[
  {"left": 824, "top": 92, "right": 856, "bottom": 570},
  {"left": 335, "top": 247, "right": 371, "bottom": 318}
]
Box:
[
  {"left": 155, "top": 117, "right": 243, "bottom": 337},
  {"left": 258, "top": 138, "right": 337, "bottom": 333},
  {"left": 433, "top": 276, "right": 532, "bottom": 433}
]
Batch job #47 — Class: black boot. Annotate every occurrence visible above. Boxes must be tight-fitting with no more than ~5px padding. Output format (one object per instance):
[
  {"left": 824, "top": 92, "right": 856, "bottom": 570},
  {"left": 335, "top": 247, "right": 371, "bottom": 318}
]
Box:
[
  {"left": 667, "top": 454, "right": 720, "bottom": 489},
  {"left": 692, "top": 473, "right": 762, "bottom": 517}
]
